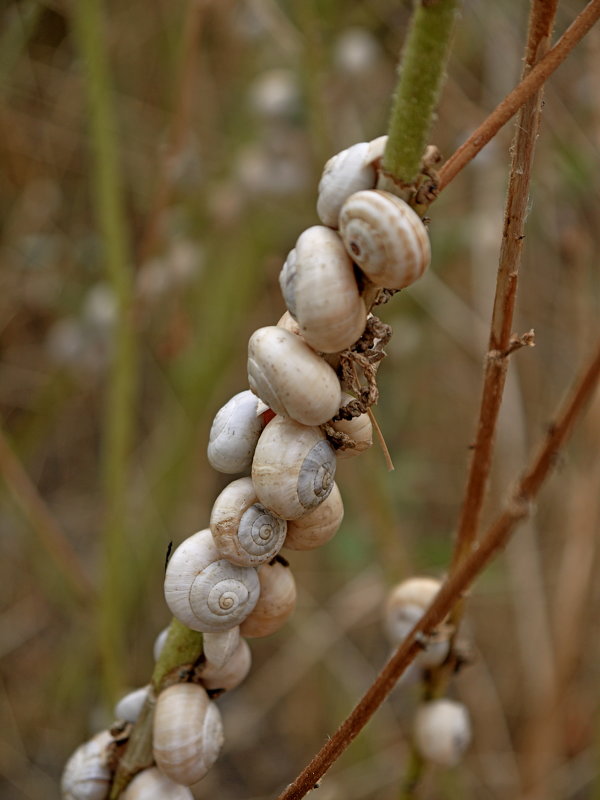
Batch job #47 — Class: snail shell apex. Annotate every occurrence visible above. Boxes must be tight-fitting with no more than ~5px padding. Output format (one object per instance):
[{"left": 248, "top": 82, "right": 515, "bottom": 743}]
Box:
[{"left": 414, "top": 700, "right": 471, "bottom": 767}]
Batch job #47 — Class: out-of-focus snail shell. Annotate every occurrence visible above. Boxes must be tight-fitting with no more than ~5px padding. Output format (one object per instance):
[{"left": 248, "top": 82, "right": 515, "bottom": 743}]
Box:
[
  {"left": 201, "top": 637, "right": 252, "bottom": 692},
  {"left": 339, "top": 190, "right": 430, "bottom": 289},
  {"left": 284, "top": 481, "right": 343, "bottom": 550},
  {"left": 210, "top": 476, "right": 287, "bottom": 567},
  {"left": 114, "top": 685, "right": 149, "bottom": 724},
  {"left": 279, "top": 226, "right": 367, "bottom": 353},
  {"left": 248, "top": 326, "right": 341, "bottom": 426},
  {"left": 153, "top": 683, "right": 224, "bottom": 786},
  {"left": 330, "top": 393, "right": 373, "bottom": 459},
  {"left": 61, "top": 730, "right": 113, "bottom": 800},
  {"left": 251, "top": 415, "right": 336, "bottom": 520},
  {"left": 203, "top": 627, "right": 240, "bottom": 670},
  {"left": 240, "top": 560, "right": 297, "bottom": 638},
  {"left": 207, "top": 390, "right": 267, "bottom": 474},
  {"left": 413, "top": 699, "right": 471, "bottom": 767},
  {"left": 164, "top": 529, "right": 260, "bottom": 633},
  {"left": 122, "top": 767, "right": 194, "bottom": 800},
  {"left": 153, "top": 627, "right": 169, "bottom": 662}
]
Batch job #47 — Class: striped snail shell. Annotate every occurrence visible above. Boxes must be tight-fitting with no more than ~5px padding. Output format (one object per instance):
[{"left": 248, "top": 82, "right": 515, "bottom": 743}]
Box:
[
  {"left": 201, "top": 637, "right": 252, "bottom": 692},
  {"left": 210, "top": 476, "right": 287, "bottom": 567},
  {"left": 284, "top": 481, "right": 344, "bottom": 550},
  {"left": 413, "top": 700, "right": 471, "bottom": 767},
  {"left": 122, "top": 767, "right": 193, "bottom": 800},
  {"left": 240, "top": 559, "right": 297, "bottom": 638},
  {"left": 61, "top": 730, "right": 113, "bottom": 800},
  {"left": 153, "top": 683, "right": 224, "bottom": 786},
  {"left": 251, "top": 415, "right": 336, "bottom": 520},
  {"left": 164, "top": 529, "right": 260, "bottom": 633},
  {"left": 338, "top": 190, "right": 430, "bottom": 289},
  {"left": 207, "top": 390, "right": 267, "bottom": 474}
]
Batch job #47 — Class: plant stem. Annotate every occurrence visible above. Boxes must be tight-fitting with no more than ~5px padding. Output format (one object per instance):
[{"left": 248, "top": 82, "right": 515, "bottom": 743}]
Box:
[{"left": 72, "top": 0, "right": 137, "bottom": 703}]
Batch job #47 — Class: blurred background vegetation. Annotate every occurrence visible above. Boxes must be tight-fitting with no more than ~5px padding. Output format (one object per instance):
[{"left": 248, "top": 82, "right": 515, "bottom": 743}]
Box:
[{"left": 1, "top": 1, "right": 599, "bottom": 798}]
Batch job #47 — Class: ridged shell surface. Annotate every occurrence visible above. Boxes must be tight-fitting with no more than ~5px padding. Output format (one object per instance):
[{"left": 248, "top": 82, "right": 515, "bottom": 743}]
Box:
[
  {"left": 122, "top": 767, "right": 193, "bottom": 800},
  {"left": 316, "top": 141, "right": 376, "bottom": 228},
  {"left": 207, "top": 390, "right": 266, "bottom": 474},
  {"left": 339, "top": 190, "right": 430, "bottom": 288},
  {"left": 240, "top": 560, "right": 297, "bottom": 638},
  {"left": 251, "top": 416, "right": 336, "bottom": 519},
  {"left": 284, "top": 482, "right": 344, "bottom": 550},
  {"left": 248, "top": 326, "right": 341, "bottom": 426},
  {"left": 201, "top": 637, "right": 252, "bottom": 691},
  {"left": 61, "top": 730, "right": 113, "bottom": 800},
  {"left": 153, "top": 683, "right": 224, "bottom": 786},
  {"left": 414, "top": 700, "right": 471, "bottom": 767},
  {"left": 164, "top": 529, "right": 260, "bottom": 633}
]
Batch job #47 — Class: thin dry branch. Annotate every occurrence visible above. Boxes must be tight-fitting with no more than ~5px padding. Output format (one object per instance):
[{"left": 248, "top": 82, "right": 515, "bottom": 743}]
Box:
[{"left": 276, "top": 338, "right": 600, "bottom": 800}]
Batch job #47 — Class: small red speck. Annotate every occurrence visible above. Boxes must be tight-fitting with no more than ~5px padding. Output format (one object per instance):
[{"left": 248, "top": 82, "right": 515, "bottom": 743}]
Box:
[{"left": 262, "top": 409, "right": 276, "bottom": 424}]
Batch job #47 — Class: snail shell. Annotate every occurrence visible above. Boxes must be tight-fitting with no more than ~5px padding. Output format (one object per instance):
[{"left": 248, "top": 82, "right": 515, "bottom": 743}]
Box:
[
  {"left": 201, "top": 637, "right": 252, "bottom": 691},
  {"left": 413, "top": 699, "right": 471, "bottom": 767},
  {"left": 164, "top": 529, "right": 260, "bottom": 633},
  {"left": 248, "top": 326, "right": 341, "bottom": 426},
  {"left": 61, "top": 730, "right": 113, "bottom": 800},
  {"left": 331, "top": 393, "right": 373, "bottom": 459},
  {"left": 210, "top": 476, "right": 287, "bottom": 567},
  {"left": 114, "top": 685, "right": 149, "bottom": 724},
  {"left": 279, "top": 226, "right": 367, "bottom": 353},
  {"left": 153, "top": 627, "right": 169, "bottom": 662},
  {"left": 284, "top": 481, "right": 343, "bottom": 550},
  {"left": 240, "top": 559, "right": 297, "bottom": 638},
  {"left": 122, "top": 767, "right": 193, "bottom": 800},
  {"left": 153, "top": 683, "right": 224, "bottom": 786},
  {"left": 277, "top": 310, "right": 302, "bottom": 337},
  {"left": 203, "top": 627, "right": 241, "bottom": 670},
  {"left": 338, "top": 190, "right": 430, "bottom": 289},
  {"left": 207, "top": 390, "right": 267, "bottom": 474},
  {"left": 251, "top": 415, "right": 336, "bottom": 519}
]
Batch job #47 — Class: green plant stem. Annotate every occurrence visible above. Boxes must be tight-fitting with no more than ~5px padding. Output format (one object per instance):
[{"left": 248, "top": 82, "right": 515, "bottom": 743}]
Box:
[{"left": 72, "top": 0, "right": 137, "bottom": 704}]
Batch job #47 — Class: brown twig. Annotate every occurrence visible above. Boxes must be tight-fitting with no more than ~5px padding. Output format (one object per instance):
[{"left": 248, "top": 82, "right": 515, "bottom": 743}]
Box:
[
  {"left": 275, "top": 338, "right": 600, "bottom": 800},
  {"left": 437, "top": 0, "right": 600, "bottom": 192}
]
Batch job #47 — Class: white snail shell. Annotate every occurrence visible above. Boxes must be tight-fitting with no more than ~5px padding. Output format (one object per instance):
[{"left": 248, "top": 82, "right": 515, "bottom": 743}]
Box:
[
  {"left": 279, "top": 226, "right": 367, "bottom": 353},
  {"left": 164, "top": 529, "right": 260, "bottom": 633},
  {"left": 331, "top": 393, "right": 373, "bottom": 459},
  {"left": 251, "top": 415, "right": 336, "bottom": 520},
  {"left": 413, "top": 699, "right": 471, "bottom": 767},
  {"left": 114, "top": 685, "right": 149, "bottom": 724},
  {"left": 153, "top": 683, "right": 224, "bottom": 786},
  {"left": 248, "top": 326, "right": 341, "bottom": 426},
  {"left": 153, "top": 627, "right": 169, "bottom": 662},
  {"left": 277, "top": 310, "right": 302, "bottom": 337},
  {"left": 210, "top": 476, "right": 287, "bottom": 567},
  {"left": 61, "top": 730, "right": 113, "bottom": 800},
  {"left": 338, "top": 190, "right": 430, "bottom": 289},
  {"left": 384, "top": 577, "right": 449, "bottom": 669},
  {"left": 202, "top": 627, "right": 241, "bottom": 670},
  {"left": 122, "top": 767, "right": 193, "bottom": 800},
  {"left": 240, "top": 559, "right": 297, "bottom": 638},
  {"left": 207, "top": 390, "right": 267, "bottom": 474},
  {"left": 284, "top": 481, "right": 343, "bottom": 550},
  {"left": 201, "top": 637, "right": 252, "bottom": 691}
]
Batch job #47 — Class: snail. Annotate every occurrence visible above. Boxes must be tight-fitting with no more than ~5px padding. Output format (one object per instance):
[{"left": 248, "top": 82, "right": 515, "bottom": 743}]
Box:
[
  {"left": 277, "top": 310, "right": 302, "bottom": 337},
  {"left": 279, "top": 226, "right": 367, "bottom": 353},
  {"left": 248, "top": 326, "right": 342, "bottom": 427},
  {"left": 153, "top": 683, "right": 224, "bottom": 785},
  {"left": 316, "top": 137, "right": 387, "bottom": 228},
  {"left": 61, "top": 730, "right": 113, "bottom": 800},
  {"left": 153, "top": 627, "right": 169, "bottom": 661},
  {"left": 251, "top": 415, "right": 336, "bottom": 519},
  {"left": 164, "top": 529, "right": 260, "bottom": 633},
  {"left": 330, "top": 393, "right": 373, "bottom": 459},
  {"left": 203, "top": 627, "right": 241, "bottom": 670},
  {"left": 413, "top": 699, "right": 471, "bottom": 767},
  {"left": 240, "top": 559, "right": 297, "bottom": 638},
  {"left": 210, "top": 476, "right": 287, "bottom": 567},
  {"left": 207, "top": 390, "right": 268, "bottom": 474},
  {"left": 114, "top": 685, "right": 149, "bottom": 724},
  {"left": 201, "top": 637, "right": 252, "bottom": 692},
  {"left": 122, "top": 767, "right": 193, "bottom": 800},
  {"left": 338, "top": 190, "right": 430, "bottom": 289},
  {"left": 284, "top": 481, "right": 344, "bottom": 550}
]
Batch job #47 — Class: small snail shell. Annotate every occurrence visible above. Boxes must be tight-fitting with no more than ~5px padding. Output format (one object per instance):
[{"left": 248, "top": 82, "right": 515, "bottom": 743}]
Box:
[
  {"left": 210, "top": 476, "right": 287, "bottom": 567},
  {"left": 279, "top": 226, "right": 367, "bottom": 353},
  {"left": 252, "top": 415, "right": 336, "bottom": 519},
  {"left": 153, "top": 627, "right": 169, "bottom": 661},
  {"left": 277, "top": 310, "right": 302, "bottom": 337},
  {"left": 122, "top": 767, "right": 193, "bottom": 800},
  {"left": 248, "top": 326, "right": 341, "bottom": 426},
  {"left": 284, "top": 481, "right": 343, "bottom": 550},
  {"left": 164, "top": 529, "right": 260, "bottom": 633},
  {"left": 201, "top": 637, "right": 252, "bottom": 691},
  {"left": 114, "top": 685, "right": 149, "bottom": 724},
  {"left": 339, "top": 190, "right": 430, "bottom": 289},
  {"left": 207, "top": 390, "right": 267, "bottom": 474},
  {"left": 61, "top": 730, "right": 113, "bottom": 800},
  {"left": 384, "top": 577, "right": 449, "bottom": 668},
  {"left": 153, "top": 683, "right": 224, "bottom": 786},
  {"left": 203, "top": 627, "right": 240, "bottom": 670},
  {"left": 413, "top": 699, "right": 471, "bottom": 767},
  {"left": 330, "top": 393, "right": 372, "bottom": 459},
  {"left": 240, "top": 559, "right": 297, "bottom": 638}
]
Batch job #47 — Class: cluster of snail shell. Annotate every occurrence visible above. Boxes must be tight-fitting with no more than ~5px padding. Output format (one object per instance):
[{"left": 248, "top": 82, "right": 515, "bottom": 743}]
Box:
[{"left": 61, "top": 136, "right": 433, "bottom": 798}]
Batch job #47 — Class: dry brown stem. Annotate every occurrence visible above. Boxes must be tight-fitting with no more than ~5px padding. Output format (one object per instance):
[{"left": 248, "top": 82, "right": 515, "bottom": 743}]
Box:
[{"left": 276, "top": 338, "right": 600, "bottom": 800}]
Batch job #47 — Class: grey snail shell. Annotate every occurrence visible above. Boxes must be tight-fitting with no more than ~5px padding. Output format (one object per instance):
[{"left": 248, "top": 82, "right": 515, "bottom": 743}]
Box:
[{"left": 60, "top": 730, "right": 113, "bottom": 800}]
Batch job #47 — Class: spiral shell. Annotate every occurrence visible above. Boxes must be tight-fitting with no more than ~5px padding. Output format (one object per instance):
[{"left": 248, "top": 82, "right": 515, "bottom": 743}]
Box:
[
  {"left": 413, "top": 700, "right": 471, "bottom": 767},
  {"left": 240, "top": 560, "right": 297, "bottom": 638},
  {"left": 164, "top": 529, "right": 260, "bottom": 633},
  {"left": 330, "top": 393, "right": 373, "bottom": 459},
  {"left": 252, "top": 415, "right": 336, "bottom": 519},
  {"left": 210, "top": 476, "right": 287, "bottom": 566},
  {"left": 114, "top": 685, "right": 149, "bottom": 724},
  {"left": 284, "top": 481, "right": 344, "bottom": 550},
  {"left": 153, "top": 683, "right": 224, "bottom": 786},
  {"left": 248, "top": 326, "right": 341, "bottom": 426},
  {"left": 207, "top": 390, "right": 267, "bottom": 474},
  {"left": 122, "top": 767, "right": 193, "bottom": 800},
  {"left": 339, "top": 190, "right": 430, "bottom": 289},
  {"left": 201, "top": 637, "right": 252, "bottom": 691},
  {"left": 61, "top": 730, "right": 113, "bottom": 800},
  {"left": 203, "top": 627, "right": 241, "bottom": 670}
]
